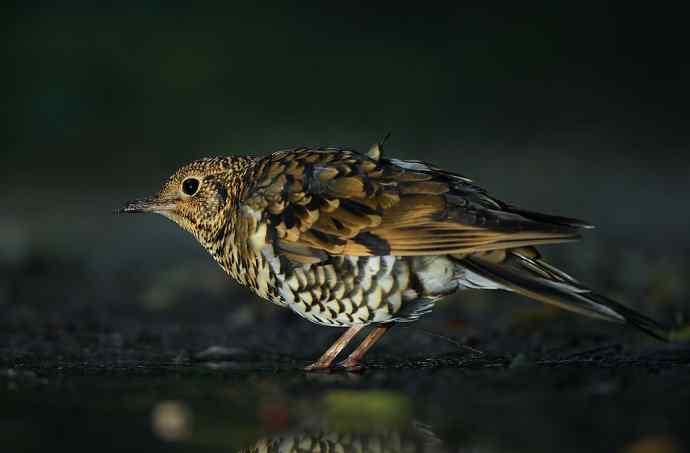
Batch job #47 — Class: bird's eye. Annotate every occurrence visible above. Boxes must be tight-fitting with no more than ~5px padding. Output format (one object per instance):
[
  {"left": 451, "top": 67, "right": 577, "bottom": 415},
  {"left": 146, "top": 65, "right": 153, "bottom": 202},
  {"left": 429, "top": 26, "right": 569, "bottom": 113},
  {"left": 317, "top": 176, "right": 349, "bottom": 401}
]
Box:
[{"left": 182, "top": 178, "right": 200, "bottom": 196}]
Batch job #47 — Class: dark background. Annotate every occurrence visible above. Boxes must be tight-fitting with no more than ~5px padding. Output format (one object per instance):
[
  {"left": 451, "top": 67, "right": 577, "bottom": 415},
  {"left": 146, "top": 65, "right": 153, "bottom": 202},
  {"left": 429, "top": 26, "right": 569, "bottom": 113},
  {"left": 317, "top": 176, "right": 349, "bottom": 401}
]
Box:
[
  {"left": 4, "top": 4, "right": 690, "bottom": 267},
  {"left": 3, "top": 4, "right": 690, "bottom": 453}
]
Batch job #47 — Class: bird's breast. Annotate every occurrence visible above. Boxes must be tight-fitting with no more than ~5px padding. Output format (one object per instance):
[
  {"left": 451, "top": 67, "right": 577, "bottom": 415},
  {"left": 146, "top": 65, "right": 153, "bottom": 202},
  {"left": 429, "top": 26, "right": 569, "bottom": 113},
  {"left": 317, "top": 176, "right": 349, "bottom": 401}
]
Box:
[
  {"left": 214, "top": 209, "right": 461, "bottom": 326},
  {"left": 219, "top": 231, "right": 461, "bottom": 326}
]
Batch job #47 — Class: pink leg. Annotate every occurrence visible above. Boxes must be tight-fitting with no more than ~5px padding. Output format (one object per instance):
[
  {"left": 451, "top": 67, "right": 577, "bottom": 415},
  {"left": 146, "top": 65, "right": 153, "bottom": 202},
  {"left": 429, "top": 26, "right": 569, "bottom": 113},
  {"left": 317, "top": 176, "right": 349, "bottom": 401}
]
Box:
[
  {"left": 337, "top": 324, "right": 392, "bottom": 371},
  {"left": 304, "top": 325, "right": 364, "bottom": 371}
]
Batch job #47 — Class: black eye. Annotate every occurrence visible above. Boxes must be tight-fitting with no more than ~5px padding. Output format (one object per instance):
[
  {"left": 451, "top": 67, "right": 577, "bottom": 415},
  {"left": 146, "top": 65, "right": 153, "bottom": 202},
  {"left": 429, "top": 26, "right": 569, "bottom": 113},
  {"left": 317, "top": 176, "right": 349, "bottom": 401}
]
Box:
[{"left": 182, "top": 178, "right": 200, "bottom": 196}]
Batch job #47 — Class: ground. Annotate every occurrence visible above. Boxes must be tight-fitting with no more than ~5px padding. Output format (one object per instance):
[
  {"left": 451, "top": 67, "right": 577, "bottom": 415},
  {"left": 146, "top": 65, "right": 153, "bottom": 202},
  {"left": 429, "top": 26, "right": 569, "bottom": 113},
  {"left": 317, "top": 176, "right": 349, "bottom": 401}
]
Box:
[{"left": 1, "top": 245, "right": 689, "bottom": 453}]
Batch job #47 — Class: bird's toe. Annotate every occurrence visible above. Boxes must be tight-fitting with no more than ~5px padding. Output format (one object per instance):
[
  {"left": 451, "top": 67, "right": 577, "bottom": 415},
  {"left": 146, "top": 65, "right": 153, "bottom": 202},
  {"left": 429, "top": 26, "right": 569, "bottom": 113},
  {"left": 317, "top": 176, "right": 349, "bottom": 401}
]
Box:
[{"left": 335, "top": 358, "right": 366, "bottom": 373}]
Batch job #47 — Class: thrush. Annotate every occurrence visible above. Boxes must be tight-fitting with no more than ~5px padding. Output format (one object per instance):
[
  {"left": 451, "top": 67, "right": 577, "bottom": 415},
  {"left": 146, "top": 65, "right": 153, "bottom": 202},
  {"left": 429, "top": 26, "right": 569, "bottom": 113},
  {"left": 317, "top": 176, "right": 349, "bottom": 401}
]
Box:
[{"left": 119, "top": 141, "right": 668, "bottom": 371}]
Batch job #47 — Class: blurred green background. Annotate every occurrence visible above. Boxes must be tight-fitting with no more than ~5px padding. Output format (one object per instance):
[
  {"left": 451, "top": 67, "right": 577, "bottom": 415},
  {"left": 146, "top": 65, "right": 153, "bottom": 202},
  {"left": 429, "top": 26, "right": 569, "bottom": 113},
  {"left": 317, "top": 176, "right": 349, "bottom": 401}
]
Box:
[{"left": 5, "top": 4, "right": 689, "bottom": 271}]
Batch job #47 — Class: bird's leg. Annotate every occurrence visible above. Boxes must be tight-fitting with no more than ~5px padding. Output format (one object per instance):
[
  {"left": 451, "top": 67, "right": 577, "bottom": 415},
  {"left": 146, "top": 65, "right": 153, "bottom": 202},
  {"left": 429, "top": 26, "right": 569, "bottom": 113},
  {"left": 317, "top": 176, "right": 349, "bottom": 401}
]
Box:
[
  {"left": 337, "top": 324, "right": 392, "bottom": 371},
  {"left": 304, "top": 325, "right": 364, "bottom": 371}
]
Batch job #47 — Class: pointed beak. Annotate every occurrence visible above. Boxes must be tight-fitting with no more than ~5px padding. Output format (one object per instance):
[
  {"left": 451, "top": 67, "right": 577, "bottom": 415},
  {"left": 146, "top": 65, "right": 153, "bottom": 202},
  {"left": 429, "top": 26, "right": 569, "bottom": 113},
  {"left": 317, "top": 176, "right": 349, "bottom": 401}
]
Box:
[{"left": 116, "top": 197, "right": 177, "bottom": 214}]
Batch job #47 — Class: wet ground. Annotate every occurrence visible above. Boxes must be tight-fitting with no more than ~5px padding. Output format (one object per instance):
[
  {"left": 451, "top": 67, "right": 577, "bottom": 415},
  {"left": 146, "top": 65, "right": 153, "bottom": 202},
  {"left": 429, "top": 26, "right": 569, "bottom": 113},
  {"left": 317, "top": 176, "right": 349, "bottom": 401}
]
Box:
[{"left": 2, "top": 244, "right": 689, "bottom": 453}]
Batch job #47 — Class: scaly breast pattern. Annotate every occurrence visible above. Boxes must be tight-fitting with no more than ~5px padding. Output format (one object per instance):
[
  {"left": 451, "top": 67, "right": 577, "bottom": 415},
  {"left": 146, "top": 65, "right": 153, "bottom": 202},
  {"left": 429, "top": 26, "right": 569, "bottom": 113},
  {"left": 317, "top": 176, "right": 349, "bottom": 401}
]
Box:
[
  {"left": 213, "top": 207, "right": 461, "bottom": 326},
  {"left": 275, "top": 254, "right": 416, "bottom": 326},
  {"left": 220, "top": 240, "right": 459, "bottom": 327}
]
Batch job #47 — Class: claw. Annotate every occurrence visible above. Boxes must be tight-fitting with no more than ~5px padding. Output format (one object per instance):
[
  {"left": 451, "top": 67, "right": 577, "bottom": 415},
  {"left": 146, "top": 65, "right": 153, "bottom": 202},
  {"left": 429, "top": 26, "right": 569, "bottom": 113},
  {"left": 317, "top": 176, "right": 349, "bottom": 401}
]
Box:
[
  {"left": 335, "top": 358, "right": 365, "bottom": 373},
  {"left": 303, "top": 361, "right": 333, "bottom": 372}
]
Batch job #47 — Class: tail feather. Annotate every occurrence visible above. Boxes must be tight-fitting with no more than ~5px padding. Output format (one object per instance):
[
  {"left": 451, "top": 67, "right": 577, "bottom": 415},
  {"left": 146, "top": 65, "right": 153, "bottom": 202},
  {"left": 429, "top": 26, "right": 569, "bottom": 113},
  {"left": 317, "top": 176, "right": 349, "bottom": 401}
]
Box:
[
  {"left": 460, "top": 252, "right": 669, "bottom": 341},
  {"left": 580, "top": 292, "right": 670, "bottom": 342},
  {"left": 505, "top": 206, "right": 595, "bottom": 230}
]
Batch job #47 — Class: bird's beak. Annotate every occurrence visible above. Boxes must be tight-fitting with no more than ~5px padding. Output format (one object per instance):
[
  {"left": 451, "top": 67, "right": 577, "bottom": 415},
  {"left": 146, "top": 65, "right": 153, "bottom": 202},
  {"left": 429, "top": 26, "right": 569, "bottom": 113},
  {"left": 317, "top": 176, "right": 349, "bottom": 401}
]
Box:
[{"left": 116, "top": 197, "right": 177, "bottom": 214}]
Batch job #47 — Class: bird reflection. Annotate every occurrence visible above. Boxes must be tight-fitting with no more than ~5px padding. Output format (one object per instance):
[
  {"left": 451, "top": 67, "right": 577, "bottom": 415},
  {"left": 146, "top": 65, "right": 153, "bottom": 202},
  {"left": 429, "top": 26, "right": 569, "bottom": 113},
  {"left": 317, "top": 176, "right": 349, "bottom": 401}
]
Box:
[{"left": 239, "top": 423, "right": 445, "bottom": 453}]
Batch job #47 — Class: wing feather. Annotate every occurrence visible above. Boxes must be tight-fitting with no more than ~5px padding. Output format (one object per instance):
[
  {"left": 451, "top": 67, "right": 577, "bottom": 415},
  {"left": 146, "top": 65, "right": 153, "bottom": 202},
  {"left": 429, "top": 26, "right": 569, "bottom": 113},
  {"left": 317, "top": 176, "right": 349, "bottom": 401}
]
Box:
[{"left": 242, "top": 147, "right": 588, "bottom": 261}]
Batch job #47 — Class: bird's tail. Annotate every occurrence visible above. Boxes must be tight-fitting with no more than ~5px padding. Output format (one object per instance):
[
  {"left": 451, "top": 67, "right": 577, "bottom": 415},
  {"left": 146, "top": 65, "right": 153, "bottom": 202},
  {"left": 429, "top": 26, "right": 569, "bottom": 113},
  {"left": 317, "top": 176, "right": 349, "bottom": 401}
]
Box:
[{"left": 458, "top": 248, "right": 669, "bottom": 341}]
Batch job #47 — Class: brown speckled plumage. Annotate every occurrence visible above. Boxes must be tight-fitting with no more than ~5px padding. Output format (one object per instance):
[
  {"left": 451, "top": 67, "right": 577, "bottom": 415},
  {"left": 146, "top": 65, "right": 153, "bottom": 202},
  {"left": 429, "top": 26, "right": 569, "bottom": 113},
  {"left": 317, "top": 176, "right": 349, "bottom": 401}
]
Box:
[{"left": 120, "top": 142, "right": 667, "bottom": 370}]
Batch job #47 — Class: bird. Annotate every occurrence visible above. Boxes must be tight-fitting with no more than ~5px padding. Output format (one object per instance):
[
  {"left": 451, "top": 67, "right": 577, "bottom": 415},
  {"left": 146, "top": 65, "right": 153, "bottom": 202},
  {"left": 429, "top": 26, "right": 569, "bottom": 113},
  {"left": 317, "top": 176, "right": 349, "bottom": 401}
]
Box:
[
  {"left": 118, "top": 140, "right": 668, "bottom": 371},
  {"left": 238, "top": 428, "right": 444, "bottom": 453}
]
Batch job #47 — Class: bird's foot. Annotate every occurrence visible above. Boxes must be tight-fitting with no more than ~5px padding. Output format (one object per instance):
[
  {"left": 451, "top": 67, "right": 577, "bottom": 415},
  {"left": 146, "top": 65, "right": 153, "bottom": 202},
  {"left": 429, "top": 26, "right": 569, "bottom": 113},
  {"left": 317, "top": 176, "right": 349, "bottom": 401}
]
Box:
[
  {"left": 303, "top": 359, "right": 366, "bottom": 372},
  {"left": 303, "top": 360, "right": 334, "bottom": 372},
  {"left": 335, "top": 358, "right": 365, "bottom": 373}
]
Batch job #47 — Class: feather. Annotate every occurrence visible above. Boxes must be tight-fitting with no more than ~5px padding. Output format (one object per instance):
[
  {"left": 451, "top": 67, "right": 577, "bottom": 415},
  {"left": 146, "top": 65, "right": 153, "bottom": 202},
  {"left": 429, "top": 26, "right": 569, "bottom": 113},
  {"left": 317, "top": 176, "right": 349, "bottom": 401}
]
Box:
[
  {"left": 243, "top": 147, "right": 593, "bottom": 261},
  {"left": 460, "top": 252, "right": 669, "bottom": 341}
]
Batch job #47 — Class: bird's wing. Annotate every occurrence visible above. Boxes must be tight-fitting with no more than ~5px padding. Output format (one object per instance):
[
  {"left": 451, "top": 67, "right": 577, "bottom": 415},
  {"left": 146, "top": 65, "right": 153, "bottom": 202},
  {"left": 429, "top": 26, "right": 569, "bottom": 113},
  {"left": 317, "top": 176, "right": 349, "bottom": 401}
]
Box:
[{"left": 241, "top": 147, "right": 591, "bottom": 263}]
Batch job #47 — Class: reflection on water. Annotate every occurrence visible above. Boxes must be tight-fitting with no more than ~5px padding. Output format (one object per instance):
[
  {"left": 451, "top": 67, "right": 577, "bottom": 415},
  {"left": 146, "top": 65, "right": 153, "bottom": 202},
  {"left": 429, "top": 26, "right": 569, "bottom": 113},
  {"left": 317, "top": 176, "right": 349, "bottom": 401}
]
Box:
[
  {"left": 240, "top": 428, "right": 443, "bottom": 453},
  {"left": 151, "top": 401, "right": 193, "bottom": 442},
  {"left": 4, "top": 357, "right": 687, "bottom": 452},
  {"left": 237, "top": 390, "right": 445, "bottom": 452},
  {"left": 150, "top": 388, "right": 455, "bottom": 452}
]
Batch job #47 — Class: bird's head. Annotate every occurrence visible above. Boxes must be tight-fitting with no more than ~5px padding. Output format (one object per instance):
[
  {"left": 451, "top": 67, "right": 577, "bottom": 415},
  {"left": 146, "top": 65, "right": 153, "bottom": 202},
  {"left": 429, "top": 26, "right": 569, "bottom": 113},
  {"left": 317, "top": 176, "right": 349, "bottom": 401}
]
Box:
[{"left": 118, "top": 156, "right": 254, "bottom": 245}]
